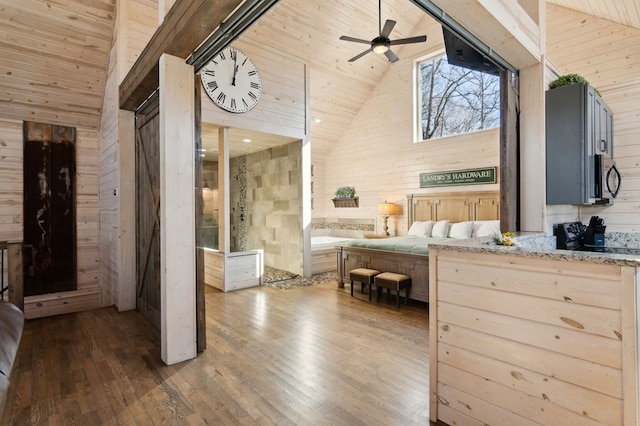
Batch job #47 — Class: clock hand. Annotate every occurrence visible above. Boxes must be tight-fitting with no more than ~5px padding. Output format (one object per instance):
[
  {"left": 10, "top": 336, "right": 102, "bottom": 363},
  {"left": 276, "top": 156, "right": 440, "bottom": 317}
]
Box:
[{"left": 231, "top": 56, "right": 238, "bottom": 86}]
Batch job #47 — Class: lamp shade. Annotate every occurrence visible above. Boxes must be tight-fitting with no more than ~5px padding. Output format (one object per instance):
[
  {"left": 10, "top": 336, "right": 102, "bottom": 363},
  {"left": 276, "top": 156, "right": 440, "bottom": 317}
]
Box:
[{"left": 378, "top": 202, "right": 400, "bottom": 216}]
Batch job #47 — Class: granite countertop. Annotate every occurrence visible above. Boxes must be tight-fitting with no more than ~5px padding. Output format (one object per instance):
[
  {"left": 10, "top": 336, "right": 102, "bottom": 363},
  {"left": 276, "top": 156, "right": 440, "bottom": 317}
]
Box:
[{"left": 428, "top": 232, "right": 640, "bottom": 267}]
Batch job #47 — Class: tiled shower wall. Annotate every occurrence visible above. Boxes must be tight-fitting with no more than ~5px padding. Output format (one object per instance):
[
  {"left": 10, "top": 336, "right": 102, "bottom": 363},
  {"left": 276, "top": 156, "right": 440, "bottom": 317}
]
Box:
[{"left": 232, "top": 141, "right": 304, "bottom": 275}]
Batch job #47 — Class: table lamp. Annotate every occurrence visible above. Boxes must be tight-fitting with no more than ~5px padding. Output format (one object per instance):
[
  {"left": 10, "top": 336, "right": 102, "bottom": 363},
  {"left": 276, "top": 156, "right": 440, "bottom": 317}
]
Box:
[{"left": 378, "top": 201, "right": 401, "bottom": 236}]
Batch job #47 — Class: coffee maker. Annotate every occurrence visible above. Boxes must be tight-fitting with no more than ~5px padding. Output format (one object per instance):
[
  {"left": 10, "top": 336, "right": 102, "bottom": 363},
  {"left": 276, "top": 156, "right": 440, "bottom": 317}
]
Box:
[{"left": 554, "top": 216, "right": 606, "bottom": 251}]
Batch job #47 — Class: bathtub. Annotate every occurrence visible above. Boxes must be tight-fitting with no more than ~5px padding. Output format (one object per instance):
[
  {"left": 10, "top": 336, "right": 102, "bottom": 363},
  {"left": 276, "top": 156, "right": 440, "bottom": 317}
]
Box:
[{"left": 311, "top": 236, "right": 355, "bottom": 274}]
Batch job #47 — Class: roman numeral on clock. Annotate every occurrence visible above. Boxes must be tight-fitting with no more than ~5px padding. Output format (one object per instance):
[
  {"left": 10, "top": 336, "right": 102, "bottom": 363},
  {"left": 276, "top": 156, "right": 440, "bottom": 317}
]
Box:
[
  {"left": 217, "top": 92, "right": 226, "bottom": 103},
  {"left": 207, "top": 81, "right": 218, "bottom": 91},
  {"left": 230, "top": 99, "right": 237, "bottom": 110},
  {"left": 250, "top": 82, "right": 260, "bottom": 90}
]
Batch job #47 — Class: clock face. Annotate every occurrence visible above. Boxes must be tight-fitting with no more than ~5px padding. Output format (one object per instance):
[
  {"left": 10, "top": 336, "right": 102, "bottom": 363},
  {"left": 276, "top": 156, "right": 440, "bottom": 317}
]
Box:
[{"left": 200, "top": 47, "right": 262, "bottom": 113}]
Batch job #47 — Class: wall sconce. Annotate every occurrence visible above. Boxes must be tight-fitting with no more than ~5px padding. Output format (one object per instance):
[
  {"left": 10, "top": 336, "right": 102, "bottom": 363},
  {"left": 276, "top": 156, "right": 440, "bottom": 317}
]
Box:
[{"left": 378, "top": 201, "right": 401, "bottom": 236}]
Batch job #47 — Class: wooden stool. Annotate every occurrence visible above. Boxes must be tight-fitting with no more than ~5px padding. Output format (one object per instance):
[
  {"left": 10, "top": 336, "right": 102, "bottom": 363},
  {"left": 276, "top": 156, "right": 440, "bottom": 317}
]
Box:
[
  {"left": 349, "top": 268, "right": 381, "bottom": 300},
  {"left": 374, "top": 272, "right": 411, "bottom": 307}
]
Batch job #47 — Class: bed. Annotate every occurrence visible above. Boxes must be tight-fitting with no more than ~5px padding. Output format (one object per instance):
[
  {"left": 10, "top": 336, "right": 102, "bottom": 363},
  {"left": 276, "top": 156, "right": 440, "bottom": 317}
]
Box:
[{"left": 336, "top": 191, "right": 501, "bottom": 303}]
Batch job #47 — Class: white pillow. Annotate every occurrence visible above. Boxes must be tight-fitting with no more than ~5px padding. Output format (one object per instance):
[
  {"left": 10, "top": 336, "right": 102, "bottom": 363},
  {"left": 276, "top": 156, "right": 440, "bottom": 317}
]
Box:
[
  {"left": 472, "top": 220, "right": 501, "bottom": 238},
  {"left": 407, "top": 221, "right": 435, "bottom": 237},
  {"left": 448, "top": 221, "right": 474, "bottom": 239},
  {"left": 431, "top": 220, "right": 450, "bottom": 238}
]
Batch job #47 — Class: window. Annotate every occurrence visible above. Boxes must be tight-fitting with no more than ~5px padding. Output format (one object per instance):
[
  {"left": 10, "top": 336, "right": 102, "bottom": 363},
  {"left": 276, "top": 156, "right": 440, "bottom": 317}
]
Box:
[{"left": 416, "top": 53, "right": 500, "bottom": 141}]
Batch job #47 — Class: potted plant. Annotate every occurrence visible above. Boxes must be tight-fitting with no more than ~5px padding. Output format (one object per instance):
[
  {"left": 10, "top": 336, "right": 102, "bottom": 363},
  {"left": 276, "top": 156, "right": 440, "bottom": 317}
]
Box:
[
  {"left": 549, "top": 73, "right": 600, "bottom": 95},
  {"left": 333, "top": 186, "right": 358, "bottom": 207}
]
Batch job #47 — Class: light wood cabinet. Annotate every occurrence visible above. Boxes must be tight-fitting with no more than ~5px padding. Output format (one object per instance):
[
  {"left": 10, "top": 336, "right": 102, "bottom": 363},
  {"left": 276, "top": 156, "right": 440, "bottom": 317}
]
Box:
[
  {"left": 429, "top": 247, "right": 638, "bottom": 425},
  {"left": 204, "top": 249, "right": 263, "bottom": 292}
]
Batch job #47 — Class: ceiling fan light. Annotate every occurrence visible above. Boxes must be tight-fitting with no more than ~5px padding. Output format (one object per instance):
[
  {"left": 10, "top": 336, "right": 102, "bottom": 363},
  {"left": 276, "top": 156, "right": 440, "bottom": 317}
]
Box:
[{"left": 373, "top": 43, "right": 388, "bottom": 54}]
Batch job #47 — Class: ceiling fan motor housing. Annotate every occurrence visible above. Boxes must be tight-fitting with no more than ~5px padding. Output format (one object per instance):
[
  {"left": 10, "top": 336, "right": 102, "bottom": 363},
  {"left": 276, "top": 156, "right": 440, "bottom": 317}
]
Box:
[{"left": 339, "top": 1, "right": 427, "bottom": 63}]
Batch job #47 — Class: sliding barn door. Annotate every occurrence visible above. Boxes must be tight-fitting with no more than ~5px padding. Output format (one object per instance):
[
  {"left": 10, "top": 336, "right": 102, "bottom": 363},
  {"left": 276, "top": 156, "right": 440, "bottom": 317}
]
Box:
[
  {"left": 23, "top": 121, "right": 76, "bottom": 296},
  {"left": 136, "top": 95, "right": 161, "bottom": 329}
]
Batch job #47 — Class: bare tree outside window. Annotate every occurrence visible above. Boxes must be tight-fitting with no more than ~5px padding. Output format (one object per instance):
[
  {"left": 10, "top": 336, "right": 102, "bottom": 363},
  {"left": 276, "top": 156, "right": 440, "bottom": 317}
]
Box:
[{"left": 418, "top": 55, "right": 500, "bottom": 140}]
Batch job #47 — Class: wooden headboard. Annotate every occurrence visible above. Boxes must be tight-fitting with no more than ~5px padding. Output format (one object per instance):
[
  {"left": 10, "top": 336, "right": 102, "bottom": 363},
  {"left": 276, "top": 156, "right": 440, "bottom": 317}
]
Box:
[{"left": 406, "top": 191, "right": 500, "bottom": 226}]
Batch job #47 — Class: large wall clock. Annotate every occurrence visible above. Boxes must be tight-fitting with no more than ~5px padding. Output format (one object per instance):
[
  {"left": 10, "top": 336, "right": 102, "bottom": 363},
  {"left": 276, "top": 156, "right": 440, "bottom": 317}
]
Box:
[{"left": 200, "top": 46, "right": 262, "bottom": 113}]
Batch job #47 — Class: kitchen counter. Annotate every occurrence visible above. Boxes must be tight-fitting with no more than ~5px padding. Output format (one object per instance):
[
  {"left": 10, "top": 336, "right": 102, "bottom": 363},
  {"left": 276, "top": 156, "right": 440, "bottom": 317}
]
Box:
[
  {"left": 428, "top": 232, "right": 640, "bottom": 267},
  {"left": 428, "top": 234, "right": 639, "bottom": 425}
]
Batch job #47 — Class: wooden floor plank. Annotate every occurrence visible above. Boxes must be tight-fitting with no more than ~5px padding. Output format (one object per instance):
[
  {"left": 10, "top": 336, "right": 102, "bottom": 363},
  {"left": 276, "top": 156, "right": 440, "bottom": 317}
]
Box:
[{"left": 2, "top": 282, "right": 430, "bottom": 425}]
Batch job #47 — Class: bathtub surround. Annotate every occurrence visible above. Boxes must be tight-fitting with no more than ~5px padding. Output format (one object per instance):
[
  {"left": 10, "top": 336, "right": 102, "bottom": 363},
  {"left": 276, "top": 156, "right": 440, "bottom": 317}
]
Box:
[
  {"left": 310, "top": 218, "right": 375, "bottom": 274},
  {"left": 311, "top": 236, "right": 355, "bottom": 274},
  {"left": 312, "top": 218, "right": 375, "bottom": 239}
]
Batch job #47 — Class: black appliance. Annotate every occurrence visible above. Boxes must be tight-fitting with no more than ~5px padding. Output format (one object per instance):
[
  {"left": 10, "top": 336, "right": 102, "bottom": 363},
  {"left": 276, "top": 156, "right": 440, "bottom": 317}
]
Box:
[
  {"left": 554, "top": 216, "right": 606, "bottom": 251},
  {"left": 554, "top": 221, "right": 586, "bottom": 250},
  {"left": 594, "top": 154, "right": 621, "bottom": 204},
  {"left": 442, "top": 28, "right": 501, "bottom": 75}
]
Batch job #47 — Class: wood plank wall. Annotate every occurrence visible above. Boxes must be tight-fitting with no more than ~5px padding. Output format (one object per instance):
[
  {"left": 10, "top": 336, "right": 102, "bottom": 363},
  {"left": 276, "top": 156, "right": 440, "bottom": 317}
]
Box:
[
  {"left": 546, "top": 4, "right": 640, "bottom": 232},
  {"left": 0, "top": 0, "right": 115, "bottom": 130},
  {"left": 99, "top": 0, "right": 158, "bottom": 308},
  {"left": 99, "top": 15, "right": 120, "bottom": 307},
  {"left": 199, "top": 38, "right": 308, "bottom": 141},
  {"left": 123, "top": 0, "right": 158, "bottom": 78},
  {"left": 0, "top": 118, "right": 101, "bottom": 316},
  {"left": 0, "top": 120, "right": 24, "bottom": 242},
  {"left": 319, "top": 16, "right": 500, "bottom": 234}
]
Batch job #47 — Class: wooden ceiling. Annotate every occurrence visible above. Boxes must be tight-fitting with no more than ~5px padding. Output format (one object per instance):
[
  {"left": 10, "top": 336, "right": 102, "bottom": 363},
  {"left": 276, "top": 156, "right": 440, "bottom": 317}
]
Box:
[
  {"left": 0, "top": 0, "right": 638, "bottom": 156},
  {"left": 547, "top": 0, "right": 640, "bottom": 29},
  {"left": 0, "top": 0, "right": 115, "bottom": 128}
]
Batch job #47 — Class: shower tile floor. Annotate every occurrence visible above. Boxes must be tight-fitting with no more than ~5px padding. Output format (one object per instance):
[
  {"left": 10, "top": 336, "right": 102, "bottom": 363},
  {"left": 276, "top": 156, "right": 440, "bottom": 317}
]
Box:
[{"left": 263, "top": 266, "right": 338, "bottom": 289}]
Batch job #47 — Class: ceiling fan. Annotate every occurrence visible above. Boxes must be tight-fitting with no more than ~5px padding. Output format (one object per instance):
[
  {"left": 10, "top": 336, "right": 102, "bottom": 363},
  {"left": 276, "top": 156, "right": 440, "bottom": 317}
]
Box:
[{"left": 339, "top": 0, "right": 427, "bottom": 63}]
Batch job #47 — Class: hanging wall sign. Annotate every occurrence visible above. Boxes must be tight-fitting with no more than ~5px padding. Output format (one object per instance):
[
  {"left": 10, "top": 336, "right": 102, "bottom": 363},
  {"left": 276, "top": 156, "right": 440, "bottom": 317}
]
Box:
[{"left": 420, "top": 167, "right": 497, "bottom": 188}]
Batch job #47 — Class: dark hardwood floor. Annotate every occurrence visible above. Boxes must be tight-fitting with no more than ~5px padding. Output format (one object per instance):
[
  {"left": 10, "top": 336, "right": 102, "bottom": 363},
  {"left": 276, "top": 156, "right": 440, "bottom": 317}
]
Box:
[{"left": 2, "top": 281, "right": 430, "bottom": 425}]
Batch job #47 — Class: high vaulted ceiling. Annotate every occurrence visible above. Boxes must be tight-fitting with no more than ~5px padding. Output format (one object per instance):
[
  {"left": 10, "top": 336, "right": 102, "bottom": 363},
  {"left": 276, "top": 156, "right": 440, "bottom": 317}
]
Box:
[
  {"left": 1, "top": 0, "right": 638, "bottom": 157},
  {"left": 547, "top": 0, "right": 640, "bottom": 29}
]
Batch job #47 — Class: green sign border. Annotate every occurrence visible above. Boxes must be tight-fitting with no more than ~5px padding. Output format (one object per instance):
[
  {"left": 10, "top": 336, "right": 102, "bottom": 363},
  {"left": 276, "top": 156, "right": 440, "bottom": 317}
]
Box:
[{"left": 419, "top": 167, "right": 497, "bottom": 188}]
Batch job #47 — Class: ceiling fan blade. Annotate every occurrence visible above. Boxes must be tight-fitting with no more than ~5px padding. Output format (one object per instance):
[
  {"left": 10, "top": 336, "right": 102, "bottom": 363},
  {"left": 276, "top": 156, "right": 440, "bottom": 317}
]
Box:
[
  {"left": 380, "top": 20, "right": 396, "bottom": 38},
  {"left": 384, "top": 49, "right": 399, "bottom": 63},
  {"left": 389, "top": 35, "right": 427, "bottom": 45},
  {"left": 348, "top": 48, "right": 373, "bottom": 62},
  {"left": 340, "top": 35, "right": 372, "bottom": 44}
]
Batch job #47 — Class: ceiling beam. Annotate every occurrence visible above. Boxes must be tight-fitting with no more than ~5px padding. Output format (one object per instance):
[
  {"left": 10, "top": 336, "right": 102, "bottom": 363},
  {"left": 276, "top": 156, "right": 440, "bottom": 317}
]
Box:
[
  {"left": 413, "top": 0, "right": 541, "bottom": 70},
  {"left": 188, "top": 0, "right": 280, "bottom": 72},
  {"left": 119, "top": 0, "right": 244, "bottom": 111}
]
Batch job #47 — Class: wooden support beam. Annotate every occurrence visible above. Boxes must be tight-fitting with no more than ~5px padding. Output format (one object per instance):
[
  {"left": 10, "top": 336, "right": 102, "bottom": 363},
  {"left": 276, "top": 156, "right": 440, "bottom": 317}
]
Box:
[
  {"left": 500, "top": 70, "right": 519, "bottom": 232},
  {"left": 430, "top": 0, "right": 541, "bottom": 69},
  {"left": 194, "top": 75, "right": 206, "bottom": 353},
  {"left": 119, "top": 0, "right": 244, "bottom": 111},
  {"left": 159, "top": 54, "right": 196, "bottom": 365}
]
